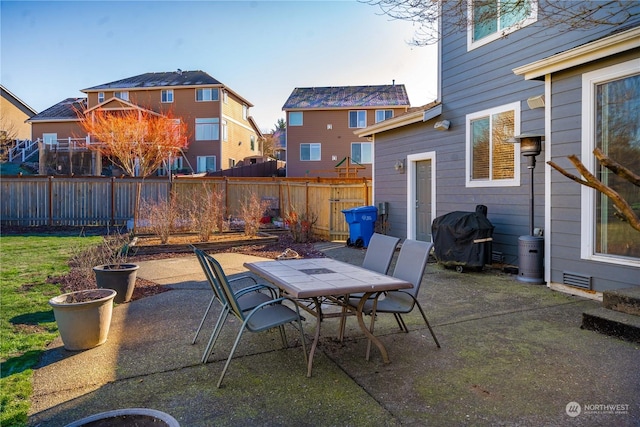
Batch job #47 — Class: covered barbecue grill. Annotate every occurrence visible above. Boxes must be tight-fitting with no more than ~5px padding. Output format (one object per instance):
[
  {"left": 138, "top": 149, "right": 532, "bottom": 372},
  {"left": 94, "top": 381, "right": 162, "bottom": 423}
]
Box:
[{"left": 431, "top": 205, "right": 494, "bottom": 272}]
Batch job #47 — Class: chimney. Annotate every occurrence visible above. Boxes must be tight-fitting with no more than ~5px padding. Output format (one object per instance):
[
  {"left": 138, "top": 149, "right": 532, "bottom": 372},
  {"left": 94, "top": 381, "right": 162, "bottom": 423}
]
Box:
[{"left": 392, "top": 79, "right": 395, "bottom": 86}]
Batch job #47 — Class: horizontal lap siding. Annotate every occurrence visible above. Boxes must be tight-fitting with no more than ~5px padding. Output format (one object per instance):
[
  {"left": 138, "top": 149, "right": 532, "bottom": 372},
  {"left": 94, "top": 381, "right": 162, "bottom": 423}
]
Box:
[{"left": 549, "top": 51, "right": 640, "bottom": 291}]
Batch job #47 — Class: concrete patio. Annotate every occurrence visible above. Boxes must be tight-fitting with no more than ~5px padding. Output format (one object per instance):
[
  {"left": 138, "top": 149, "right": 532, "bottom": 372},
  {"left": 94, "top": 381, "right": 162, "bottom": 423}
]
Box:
[{"left": 29, "top": 242, "right": 639, "bottom": 426}]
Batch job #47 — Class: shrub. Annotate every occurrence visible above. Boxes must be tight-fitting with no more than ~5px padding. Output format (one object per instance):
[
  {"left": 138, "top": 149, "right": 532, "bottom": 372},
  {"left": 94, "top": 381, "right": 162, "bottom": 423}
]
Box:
[
  {"left": 139, "top": 194, "right": 179, "bottom": 244},
  {"left": 184, "top": 184, "right": 225, "bottom": 242},
  {"left": 239, "top": 192, "right": 271, "bottom": 237},
  {"left": 285, "top": 208, "right": 317, "bottom": 243}
]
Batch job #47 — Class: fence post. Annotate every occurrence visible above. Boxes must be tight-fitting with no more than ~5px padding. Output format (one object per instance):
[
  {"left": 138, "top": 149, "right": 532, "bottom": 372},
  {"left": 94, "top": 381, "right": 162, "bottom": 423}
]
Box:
[
  {"left": 111, "top": 177, "right": 116, "bottom": 226},
  {"left": 48, "top": 176, "right": 53, "bottom": 226}
]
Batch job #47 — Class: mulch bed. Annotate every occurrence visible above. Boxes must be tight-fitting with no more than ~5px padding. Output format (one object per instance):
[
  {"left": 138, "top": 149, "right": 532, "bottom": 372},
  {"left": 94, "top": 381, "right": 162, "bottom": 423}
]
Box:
[{"left": 35, "top": 229, "right": 326, "bottom": 302}]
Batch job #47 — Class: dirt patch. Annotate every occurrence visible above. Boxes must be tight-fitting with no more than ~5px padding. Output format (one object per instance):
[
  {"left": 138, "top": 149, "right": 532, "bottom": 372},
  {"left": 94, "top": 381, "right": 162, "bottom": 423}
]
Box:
[{"left": 42, "top": 229, "right": 326, "bottom": 302}]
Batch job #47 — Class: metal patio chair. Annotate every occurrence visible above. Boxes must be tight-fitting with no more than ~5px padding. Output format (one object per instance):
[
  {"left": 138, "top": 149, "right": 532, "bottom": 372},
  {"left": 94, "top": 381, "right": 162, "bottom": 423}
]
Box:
[
  {"left": 206, "top": 253, "right": 308, "bottom": 388},
  {"left": 192, "top": 247, "right": 277, "bottom": 363},
  {"left": 338, "top": 233, "right": 400, "bottom": 339},
  {"left": 347, "top": 239, "right": 441, "bottom": 360}
]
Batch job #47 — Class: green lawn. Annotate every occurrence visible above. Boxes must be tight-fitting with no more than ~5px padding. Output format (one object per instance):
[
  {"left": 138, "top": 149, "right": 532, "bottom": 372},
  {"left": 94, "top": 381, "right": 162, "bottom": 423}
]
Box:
[{"left": 0, "top": 234, "right": 101, "bottom": 427}]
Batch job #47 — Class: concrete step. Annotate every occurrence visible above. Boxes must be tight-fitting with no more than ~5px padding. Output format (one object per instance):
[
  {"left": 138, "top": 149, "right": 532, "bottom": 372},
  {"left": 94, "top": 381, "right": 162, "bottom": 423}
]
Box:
[
  {"left": 581, "top": 307, "right": 640, "bottom": 343},
  {"left": 603, "top": 287, "right": 640, "bottom": 316}
]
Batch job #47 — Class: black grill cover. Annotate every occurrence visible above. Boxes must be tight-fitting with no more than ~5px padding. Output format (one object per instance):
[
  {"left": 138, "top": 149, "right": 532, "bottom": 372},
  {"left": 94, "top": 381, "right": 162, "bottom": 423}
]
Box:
[{"left": 431, "top": 206, "right": 494, "bottom": 268}]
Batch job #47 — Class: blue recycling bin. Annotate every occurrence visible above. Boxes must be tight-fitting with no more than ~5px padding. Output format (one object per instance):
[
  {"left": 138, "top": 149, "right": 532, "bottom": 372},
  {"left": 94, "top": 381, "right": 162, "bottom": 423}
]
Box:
[{"left": 342, "top": 205, "right": 378, "bottom": 248}]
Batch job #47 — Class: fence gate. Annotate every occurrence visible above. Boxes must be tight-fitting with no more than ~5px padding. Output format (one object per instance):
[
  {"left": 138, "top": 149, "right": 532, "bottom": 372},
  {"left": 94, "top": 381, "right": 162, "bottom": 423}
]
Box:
[{"left": 328, "top": 184, "right": 368, "bottom": 241}]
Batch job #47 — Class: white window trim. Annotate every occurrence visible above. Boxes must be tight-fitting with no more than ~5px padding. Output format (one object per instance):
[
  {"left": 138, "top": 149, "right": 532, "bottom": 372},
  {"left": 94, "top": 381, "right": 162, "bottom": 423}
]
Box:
[
  {"left": 161, "top": 89, "right": 174, "bottom": 103},
  {"left": 300, "top": 143, "right": 321, "bottom": 161},
  {"left": 580, "top": 58, "right": 640, "bottom": 267},
  {"left": 375, "top": 109, "right": 393, "bottom": 123},
  {"left": 289, "top": 111, "right": 303, "bottom": 126},
  {"left": 98, "top": 92, "right": 104, "bottom": 103},
  {"left": 467, "top": 0, "right": 538, "bottom": 51},
  {"left": 406, "top": 151, "right": 437, "bottom": 240},
  {"left": 114, "top": 91, "right": 129, "bottom": 101},
  {"left": 195, "top": 118, "right": 219, "bottom": 141},
  {"left": 196, "top": 88, "right": 219, "bottom": 102},
  {"left": 351, "top": 142, "right": 373, "bottom": 164},
  {"left": 196, "top": 155, "right": 216, "bottom": 173},
  {"left": 43, "top": 133, "right": 57, "bottom": 145},
  {"left": 465, "top": 101, "right": 521, "bottom": 188},
  {"left": 349, "top": 110, "right": 367, "bottom": 128}
]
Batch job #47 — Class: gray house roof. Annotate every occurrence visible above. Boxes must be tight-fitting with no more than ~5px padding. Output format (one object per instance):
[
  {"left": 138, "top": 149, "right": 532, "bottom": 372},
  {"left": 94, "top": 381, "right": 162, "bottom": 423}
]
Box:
[
  {"left": 82, "top": 70, "right": 222, "bottom": 91},
  {"left": 27, "top": 98, "right": 86, "bottom": 122},
  {"left": 282, "top": 85, "right": 410, "bottom": 110}
]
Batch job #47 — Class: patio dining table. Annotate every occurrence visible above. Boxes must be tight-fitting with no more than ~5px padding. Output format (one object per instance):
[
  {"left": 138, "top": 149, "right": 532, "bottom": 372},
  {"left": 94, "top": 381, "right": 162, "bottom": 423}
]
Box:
[{"left": 243, "top": 257, "right": 412, "bottom": 377}]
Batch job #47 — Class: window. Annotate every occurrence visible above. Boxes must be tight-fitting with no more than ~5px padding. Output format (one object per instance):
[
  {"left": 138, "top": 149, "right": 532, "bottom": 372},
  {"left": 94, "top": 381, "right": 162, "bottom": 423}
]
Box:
[
  {"left": 349, "top": 110, "right": 367, "bottom": 128},
  {"left": 158, "top": 156, "right": 183, "bottom": 176},
  {"left": 242, "top": 104, "right": 248, "bottom": 120},
  {"left": 223, "top": 91, "right": 228, "bottom": 104},
  {"left": 222, "top": 120, "right": 228, "bottom": 142},
  {"left": 375, "top": 110, "right": 393, "bottom": 123},
  {"left": 468, "top": 0, "right": 537, "bottom": 50},
  {"left": 114, "top": 91, "right": 129, "bottom": 101},
  {"left": 196, "top": 156, "right": 216, "bottom": 173},
  {"left": 300, "top": 143, "right": 321, "bottom": 161},
  {"left": 229, "top": 158, "right": 236, "bottom": 168},
  {"left": 581, "top": 59, "right": 640, "bottom": 263},
  {"left": 161, "top": 90, "right": 174, "bottom": 103},
  {"left": 196, "top": 88, "right": 219, "bottom": 102},
  {"left": 250, "top": 135, "right": 255, "bottom": 151},
  {"left": 43, "top": 133, "right": 57, "bottom": 145},
  {"left": 466, "top": 102, "right": 520, "bottom": 187},
  {"left": 289, "top": 111, "right": 303, "bottom": 126},
  {"left": 195, "top": 118, "right": 219, "bottom": 140},
  {"left": 351, "top": 142, "right": 373, "bottom": 164},
  {"left": 98, "top": 92, "right": 104, "bottom": 103}
]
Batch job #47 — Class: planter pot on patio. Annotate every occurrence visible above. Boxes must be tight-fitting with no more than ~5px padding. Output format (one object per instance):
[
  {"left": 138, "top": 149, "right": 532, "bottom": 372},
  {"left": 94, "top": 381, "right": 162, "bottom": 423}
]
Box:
[
  {"left": 49, "top": 289, "right": 116, "bottom": 351},
  {"left": 93, "top": 264, "right": 139, "bottom": 303},
  {"left": 65, "top": 408, "right": 180, "bottom": 427}
]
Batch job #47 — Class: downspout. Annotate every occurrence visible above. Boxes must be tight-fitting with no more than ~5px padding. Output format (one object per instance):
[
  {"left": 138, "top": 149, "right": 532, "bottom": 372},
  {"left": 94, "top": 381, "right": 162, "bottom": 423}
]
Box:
[{"left": 544, "top": 73, "right": 552, "bottom": 286}]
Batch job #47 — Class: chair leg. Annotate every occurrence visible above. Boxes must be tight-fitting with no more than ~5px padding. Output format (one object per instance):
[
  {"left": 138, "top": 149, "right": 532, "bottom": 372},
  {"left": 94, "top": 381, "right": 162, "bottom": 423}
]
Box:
[
  {"left": 278, "top": 325, "right": 288, "bottom": 348},
  {"left": 338, "top": 295, "right": 349, "bottom": 341},
  {"left": 393, "top": 313, "right": 408, "bottom": 332},
  {"left": 202, "top": 308, "right": 230, "bottom": 363},
  {"left": 193, "top": 295, "right": 215, "bottom": 344},
  {"left": 415, "top": 301, "right": 441, "bottom": 348},
  {"left": 217, "top": 325, "right": 247, "bottom": 388},
  {"left": 365, "top": 297, "right": 380, "bottom": 361}
]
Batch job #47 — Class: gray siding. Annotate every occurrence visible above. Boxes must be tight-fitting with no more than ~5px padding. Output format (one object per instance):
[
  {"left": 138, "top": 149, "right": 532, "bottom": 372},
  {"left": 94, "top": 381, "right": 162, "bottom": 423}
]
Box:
[
  {"left": 374, "top": 1, "right": 640, "bottom": 283},
  {"left": 549, "top": 50, "right": 640, "bottom": 291}
]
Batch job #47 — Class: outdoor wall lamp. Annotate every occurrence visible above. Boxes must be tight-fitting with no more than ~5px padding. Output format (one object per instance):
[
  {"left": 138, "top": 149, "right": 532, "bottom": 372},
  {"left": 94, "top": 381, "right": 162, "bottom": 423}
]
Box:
[{"left": 434, "top": 120, "right": 450, "bottom": 131}]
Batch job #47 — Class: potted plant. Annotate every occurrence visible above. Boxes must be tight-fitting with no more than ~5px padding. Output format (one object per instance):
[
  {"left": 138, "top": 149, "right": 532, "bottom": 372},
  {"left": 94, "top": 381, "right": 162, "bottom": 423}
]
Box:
[
  {"left": 49, "top": 289, "right": 117, "bottom": 351},
  {"left": 90, "top": 233, "right": 139, "bottom": 304},
  {"left": 65, "top": 408, "right": 180, "bottom": 426}
]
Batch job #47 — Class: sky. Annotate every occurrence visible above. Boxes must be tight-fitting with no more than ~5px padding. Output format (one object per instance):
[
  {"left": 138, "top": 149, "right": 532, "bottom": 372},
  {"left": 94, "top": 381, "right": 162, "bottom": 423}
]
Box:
[{"left": 1, "top": 0, "right": 438, "bottom": 132}]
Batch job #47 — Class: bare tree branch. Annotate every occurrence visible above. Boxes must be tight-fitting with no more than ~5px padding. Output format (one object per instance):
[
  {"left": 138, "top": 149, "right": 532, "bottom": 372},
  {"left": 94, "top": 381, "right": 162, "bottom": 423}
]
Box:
[
  {"left": 548, "top": 152, "right": 640, "bottom": 233},
  {"left": 361, "top": 0, "right": 639, "bottom": 46}
]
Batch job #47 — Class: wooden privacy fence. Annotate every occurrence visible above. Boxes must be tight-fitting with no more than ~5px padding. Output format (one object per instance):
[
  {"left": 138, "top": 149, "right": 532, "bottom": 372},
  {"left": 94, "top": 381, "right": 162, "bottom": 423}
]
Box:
[{"left": 0, "top": 176, "right": 372, "bottom": 241}]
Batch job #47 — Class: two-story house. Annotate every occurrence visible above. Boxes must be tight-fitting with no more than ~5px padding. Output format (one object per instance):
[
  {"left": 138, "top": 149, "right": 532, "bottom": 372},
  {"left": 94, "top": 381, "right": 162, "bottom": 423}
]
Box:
[
  {"left": 282, "top": 84, "right": 410, "bottom": 177},
  {"left": 29, "top": 70, "right": 262, "bottom": 175},
  {"left": 356, "top": 1, "right": 639, "bottom": 296},
  {"left": 1, "top": 85, "right": 37, "bottom": 141}
]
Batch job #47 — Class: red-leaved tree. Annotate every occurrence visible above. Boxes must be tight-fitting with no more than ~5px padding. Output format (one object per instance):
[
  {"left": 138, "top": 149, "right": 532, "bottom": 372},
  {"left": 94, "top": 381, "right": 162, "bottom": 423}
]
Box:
[{"left": 78, "top": 108, "right": 189, "bottom": 233}]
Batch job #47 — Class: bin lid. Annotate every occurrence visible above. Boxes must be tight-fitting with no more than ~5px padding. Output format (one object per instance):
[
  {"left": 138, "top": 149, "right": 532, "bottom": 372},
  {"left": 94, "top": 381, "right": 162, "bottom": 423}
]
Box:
[{"left": 351, "top": 205, "right": 377, "bottom": 213}]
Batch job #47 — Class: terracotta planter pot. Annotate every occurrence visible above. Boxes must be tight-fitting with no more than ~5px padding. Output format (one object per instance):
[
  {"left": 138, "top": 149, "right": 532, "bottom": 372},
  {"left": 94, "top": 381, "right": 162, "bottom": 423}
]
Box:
[
  {"left": 65, "top": 408, "right": 180, "bottom": 426},
  {"left": 93, "top": 264, "right": 139, "bottom": 303},
  {"left": 49, "top": 289, "right": 116, "bottom": 351}
]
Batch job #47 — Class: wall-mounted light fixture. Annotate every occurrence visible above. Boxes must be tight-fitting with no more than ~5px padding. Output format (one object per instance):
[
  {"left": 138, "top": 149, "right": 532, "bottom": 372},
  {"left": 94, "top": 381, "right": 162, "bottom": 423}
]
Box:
[
  {"left": 527, "top": 95, "right": 545, "bottom": 109},
  {"left": 434, "top": 120, "right": 451, "bottom": 131},
  {"left": 394, "top": 159, "right": 405, "bottom": 173}
]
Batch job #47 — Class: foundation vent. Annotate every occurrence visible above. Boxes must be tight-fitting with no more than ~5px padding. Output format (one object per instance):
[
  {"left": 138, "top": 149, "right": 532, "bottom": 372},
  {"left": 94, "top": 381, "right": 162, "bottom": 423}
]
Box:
[
  {"left": 492, "top": 251, "right": 504, "bottom": 263},
  {"left": 562, "top": 271, "right": 592, "bottom": 290}
]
